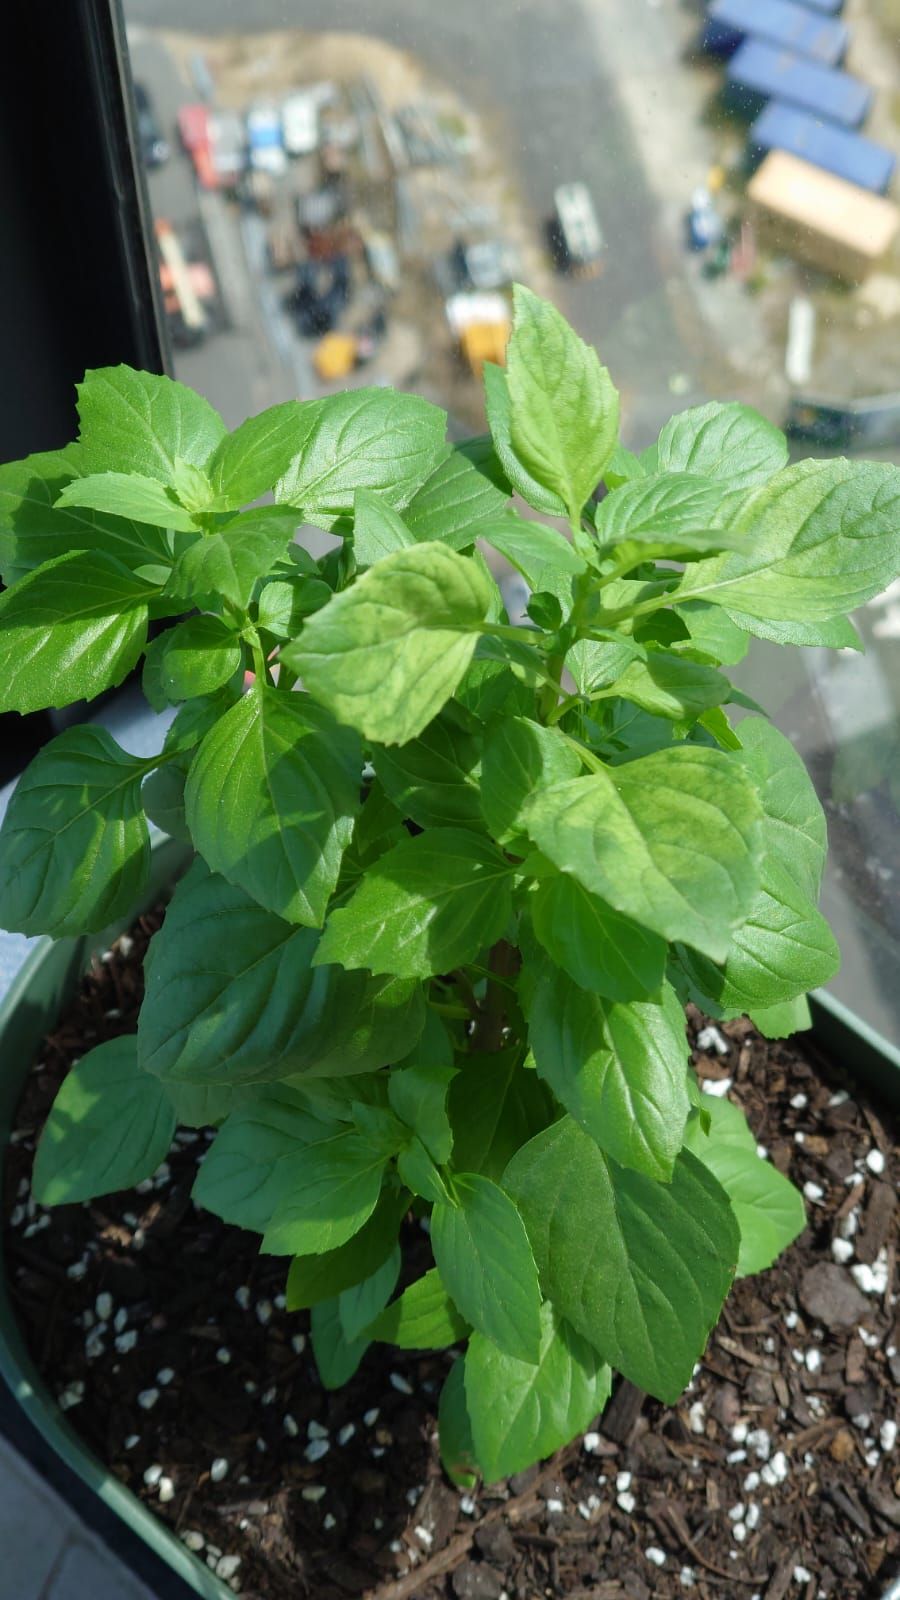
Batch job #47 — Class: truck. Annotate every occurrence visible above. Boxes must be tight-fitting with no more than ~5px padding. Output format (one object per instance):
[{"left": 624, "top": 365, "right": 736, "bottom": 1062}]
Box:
[
  {"left": 445, "top": 293, "right": 511, "bottom": 377},
  {"left": 750, "top": 101, "right": 896, "bottom": 195},
  {"left": 725, "top": 39, "right": 872, "bottom": 127},
  {"left": 747, "top": 150, "right": 900, "bottom": 280},
  {"left": 703, "top": 0, "right": 848, "bottom": 67}
]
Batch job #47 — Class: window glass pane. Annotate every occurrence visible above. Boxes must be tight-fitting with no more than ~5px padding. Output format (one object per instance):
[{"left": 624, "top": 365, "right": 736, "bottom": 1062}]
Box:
[{"left": 122, "top": 1, "right": 900, "bottom": 1049}]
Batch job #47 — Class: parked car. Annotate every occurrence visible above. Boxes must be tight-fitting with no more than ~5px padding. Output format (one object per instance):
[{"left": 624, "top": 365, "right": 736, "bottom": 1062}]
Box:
[
  {"left": 548, "top": 182, "right": 605, "bottom": 275},
  {"left": 247, "top": 105, "right": 287, "bottom": 177},
  {"left": 282, "top": 91, "right": 320, "bottom": 157},
  {"left": 133, "top": 81, "right": 169, "bottom": 168}
]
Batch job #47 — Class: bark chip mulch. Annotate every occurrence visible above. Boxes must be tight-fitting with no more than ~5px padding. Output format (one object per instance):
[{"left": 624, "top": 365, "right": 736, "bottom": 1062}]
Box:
[{"left": 2, "top": 909, "right": 898, "bottom": 1600}]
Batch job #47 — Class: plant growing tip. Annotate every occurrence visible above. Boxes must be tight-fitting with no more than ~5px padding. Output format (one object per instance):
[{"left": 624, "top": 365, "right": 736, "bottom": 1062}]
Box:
[{"left": 0, "top": 288, "right": 894, "bottom": 1483}]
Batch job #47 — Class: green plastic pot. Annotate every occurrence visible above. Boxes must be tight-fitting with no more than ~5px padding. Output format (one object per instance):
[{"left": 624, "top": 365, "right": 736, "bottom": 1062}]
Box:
[{"left": 0, "top": 837, "right": 232, "bottom": 1600}]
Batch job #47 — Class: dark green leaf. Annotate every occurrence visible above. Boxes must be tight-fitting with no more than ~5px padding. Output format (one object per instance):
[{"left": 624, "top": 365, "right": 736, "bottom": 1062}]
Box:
[
  {"left": 0, "top": 447, "right": 174, "bottom": 585},
  {"left": 286, "top": 1191, "right": 407, "bottom": 1309},
  {"left": 316, "top": 828, "right": 514, "bottom": 979},
  {"left": 141, "top": 762, "right": 190, "bottom": 842},
  {"left": 310, "top": 1298, "right": 370, "bottom": 1388},
  {"left": 158, "top": 615, "right": 242, "bottom": 701},
  {"left": 438, "top": 1359, "right": 478, "bottom": 1489},
  {"left": 0, "top": 550, "right": 153, "bottom": 714},
  {"left": 185, "top": 685, "right": 361, "bottom": 926},
  {"left": 338, "top": 1247, "right": 402, "bottom": 1342},
  {"left": 193, "top": 1091, "right": 337, "bottom": 1231},
  {"left": 431, "top": 1174, "right": 542, "bottom": 1363},
  {"left": 374, "top": 707, "right": 483, "bottom": 830},
  {"left": 33, "top": 1038, "right": 175, "bottom": 1206},
  {"left": 525, "top": 959, "right": 690, "bottom": 1180},
  {"left": 257, "top": 575, "right": 331, "bottom": 638},
  {"left": 0, "top": 726, "right": 149, "bottom": 936},
  {"left": 465, "top": 1304, "right": 611, "bottom": 1483},
  {"left": 524, "top": 747, "right": 762, "bottom": 960},
  {"left": 603, "top": 651, "right": 731, "bottom": 722},
  {"left": 262, "top": 1131, "right": 388, "bottom": 1255},
  {"left": 388, "top": 1062, "right": 458, "bottom": 1163},
  {"left": 505, "top": 1117, "right": 739, "bottom": 1402},
  {"left": 283, "top": 542, "right": 494, "bottom": 746},
  {"left": 530, "top": 875, "right": 666, "bottom": 1001},
  {"left": 138, "top": 865, "right": 424, "bottom": 1085},
  {"left": 447, "top": 1049, "right": 553, "bottom": 1182}
]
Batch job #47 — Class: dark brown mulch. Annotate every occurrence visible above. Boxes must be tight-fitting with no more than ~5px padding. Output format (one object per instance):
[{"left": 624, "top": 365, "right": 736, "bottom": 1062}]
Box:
[{"left": 2, "top": 910, "right": 899, "bottom": 1600}]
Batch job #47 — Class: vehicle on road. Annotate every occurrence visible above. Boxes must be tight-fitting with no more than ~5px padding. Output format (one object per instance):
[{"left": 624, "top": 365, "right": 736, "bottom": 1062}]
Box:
[
  {"left": 177, "top": 103, "right": 215, "bottom": 189},
  {"left": 247, "top": 105, "right": 287, "bottom": 178},
  {"left": 133, "top": 82, "right": 169, "bottom": 168},
  {"left": 282, "top": 91, "right": 321, "bottom": 157},
  {"left": 548, "top": 182, "right": 605, "bottom": 276},
  {"left": 445, "top": 291, "right": 511, "bottom": 376},
  {"left": 209, "top": 111, "right": 245, "bottom": 191}
]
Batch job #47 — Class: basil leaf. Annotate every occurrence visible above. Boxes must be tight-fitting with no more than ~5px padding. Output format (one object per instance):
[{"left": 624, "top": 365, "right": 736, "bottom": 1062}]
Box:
[
  {"left": 33, "top": 1038, "right": 175, "bottom": 1206},
  {"left": 275, "top": 388, "right": 447, "bottom": 520},
  {"left": 465, "top": 1304, "right": 611, "bottom": 1483},
  {"left": 736, "top": 718, "right": 826, "bottom": 900},
  {"left": 138, "top": 865, "right": 424, "bottom": 1085},
  {"left": 683, "top": 1095, "right": 805, "bottom": 1277},
  {"left": 431, "top": 1174, "right": 542, "bottom": 1363},
  {"left": 0, "top": 726, "right": 150, "bottom": 936},
  {"left": 388, "top": 1062, "right": 458, "bottom": 1164},
  {"left": 479, "top": 716, "right": 581, "bottom": 844},
  {"left": 316, "top": 828, "right": 514, "bottom": 979},
  {"left": 77, "top": 365, "right": 226, "bottom": 481},
  {"left": 159, "top": 615, "right": 243, "bottom": 701},
  {"left": 370, "top": 1268, "right": 469, "bottom": 1349},
  {"left": 593, "top": 472, "right": 744, "bottom": 561},
  {"left": 310, "top": 1298, "right": 370, "bottom": 1389},
  {"left": 56, "top": 471, "right": 201, "bottom": 532},
  {"left": 403, "top": 437, "right": 511, "bottom": 549},
  {"left": 475, "top": 514, "right": 586, "bottom": 587},
  {"left": 678, "top": 458, "right": 900, "bottom": 622},
  {"left": 606, "top": 651, "right": 732, "bottom": 722},
  {"left": 483, "top": 362, "right": 566, "bottom": 517},
  {"left": 338, "top": 1247, "right": 402, "bottom": 1343},
  {"left": 284, "top": 542, "right": 493, "bottom": 746},
  {"left": 352, "top": 489, "right": 415, "bottom": 566},
  {"left": 505, "top": 1117, "right": 739, "bottom": 1402},
  {"left": 193, "top": 1092, "right": 339, "bottom": 1232},
  {"left": 524, "top": 747, "right": 762, "bottom": 960},
  {"left": 168, "top": 513, "right": 299, "bottom": 610},
  {"left": 505, "top": 285, "right": 619, "bottom": 523},
  {"left": 0, "top": 447, "right": 174, "bottom": 585},
  {"left": 0, "top": 550, "right": 153, "bottom": 713},
  {"left": 447, "top": 1049, "right": 553, "bottom": 1182},
  {"left": 438, "top": 1360, "right": 478, "bottom": 1489},
  {"left": 286, "top": 1191, "right": 407, "bottom": 1310},
  {"left": 262, "top": 1131, "right": 388, "bottom": 1255},
  {"left": 141, "top": 762, "right": 191, "bottom": 843},
  {"left": 185, "top": 685, "right": 361, "bottom": 926},
  {"left": 374, "top": 707, "right": 483, "bottom": 830},
  {"left": 654, "top": 401, "right": 788, "bottom": 489},
  {"left": 205, "top": 401, "right": 309, "bottom": 507},
  {"left": 525, "top": 958, "right": 690, "bottom": 1180},
  {"left": 530, "top": 876, "right": 666, "bottom": 1001}
]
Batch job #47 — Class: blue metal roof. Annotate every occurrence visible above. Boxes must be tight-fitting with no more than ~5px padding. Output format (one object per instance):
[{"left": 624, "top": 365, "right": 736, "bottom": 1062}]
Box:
[
  {"left": 751, "top": 100, "right": 896, "bottom": 193},
  {"left": 706, "top": 0, "right": 848, "bottom": 66},
  {"left": 726, "top": 39, "right": 873, "bottom": 127}
]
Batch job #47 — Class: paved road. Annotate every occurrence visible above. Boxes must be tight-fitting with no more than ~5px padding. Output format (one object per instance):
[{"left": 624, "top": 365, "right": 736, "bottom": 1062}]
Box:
[{"left": 125, "top": 0, "right": 714, "bottom": 446}]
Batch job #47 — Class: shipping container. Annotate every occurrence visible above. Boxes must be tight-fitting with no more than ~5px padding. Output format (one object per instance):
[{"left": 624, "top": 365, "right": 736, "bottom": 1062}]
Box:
[
  {"left": 725, "top": 39, "right": 872, "bottom": 126},
  {"left": 747, "top": 150, "right": 900, "bottom": 279},
  {"left": 704, "top": 0, "right": 848, "bottom": 67},
  {"left": 750, "top": 101, "right": 896, "bottom": 194},
  {"left": 793, "top": 0, "right": 844, "bottom": 13}
]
